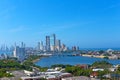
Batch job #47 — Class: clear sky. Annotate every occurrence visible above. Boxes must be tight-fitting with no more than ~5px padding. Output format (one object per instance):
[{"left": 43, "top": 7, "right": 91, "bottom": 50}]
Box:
[{"left": 0, "top": 0, "right": 120, "bottom": 48}]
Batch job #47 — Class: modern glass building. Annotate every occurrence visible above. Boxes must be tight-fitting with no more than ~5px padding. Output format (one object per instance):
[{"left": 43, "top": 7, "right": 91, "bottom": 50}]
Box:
[
  {"left": 56, "top": 39, "right": 61, "bottom": 51},
  {"left": 50, "top": 34, "right": 56, "bottom": 51},
  {"left": 46, "top": 36, "right": 50, "bottom": 51}
]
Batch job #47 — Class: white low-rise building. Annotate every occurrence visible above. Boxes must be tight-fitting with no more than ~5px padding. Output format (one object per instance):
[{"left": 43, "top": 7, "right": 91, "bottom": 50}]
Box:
[
  {"left": 109, "top": 68, "right": 116, "bottom": 72},
  {"left": 21, "top": 76, "right": 45, "bottom": 80},
  {"left": 92, "top": 68, "right": 104, "bottom": 71},
  {"left": 62, "top": 76, "right": 90, "bottom": 80},
  {"left": 24, "top": 70, "right": 35, "bottom": 76}
]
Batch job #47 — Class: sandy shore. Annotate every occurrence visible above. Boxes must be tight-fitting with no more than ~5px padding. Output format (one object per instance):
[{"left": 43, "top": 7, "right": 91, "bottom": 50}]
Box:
[
  {"left": 32, "top": 58, "right": 41, "bottom": 63},
  {"left": 82, "top": 54, "right": 105, "bottom": 58}
]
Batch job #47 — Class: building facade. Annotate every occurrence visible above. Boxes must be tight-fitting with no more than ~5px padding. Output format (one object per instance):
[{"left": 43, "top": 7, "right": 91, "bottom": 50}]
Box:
[
  {"left": 13, "top": 42, "right": 25, "bottom": 62},
  {"left": 46, "top": 36, "right": 51, "bottom": 51},
  {"left": 50, "top": 34, "right": 56, "bottom": 51},
  {"left": 56, "top": 39, "right": 61, "bottom": 51}
]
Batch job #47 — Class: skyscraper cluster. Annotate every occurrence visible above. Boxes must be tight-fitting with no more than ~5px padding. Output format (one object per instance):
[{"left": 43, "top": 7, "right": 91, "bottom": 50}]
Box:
[
  {"left": 0, "top": 44, "right": 14, "bottom": 51},
  {"left": 0, "top": 34, "right": 79, "bottom": 61},
  {"left": 37, "top": 34, "right": 68, "bottom": 52}
]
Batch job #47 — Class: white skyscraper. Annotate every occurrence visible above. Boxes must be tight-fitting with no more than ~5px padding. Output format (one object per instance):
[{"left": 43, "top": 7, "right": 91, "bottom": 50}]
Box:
[
  {"left": 40, "top": 41, "right": 44, "bottom": 51},
  {"left": 50, "top": 34, "right": 56, "bottom": 51}
]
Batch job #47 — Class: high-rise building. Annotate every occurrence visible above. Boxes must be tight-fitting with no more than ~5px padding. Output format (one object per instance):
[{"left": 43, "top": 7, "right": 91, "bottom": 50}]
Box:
[
  {"left": 13, "top": 42, "right": 25, "bottom": 62},
  {"left": 21, "top": 42, "right": 25, "bottom": 48},
  {"left": 61, "top": 44, "right": 65, "bottom": 50},
  {"left": 46, "top": 36, "right": 50, "bottom": 51},
  {"left": 77, "top": 46, "right": 79, "bottom": 51},
  {"left": 21, "top": 42, "right": 24, "bottom": 48},
  {"left": 10, "top": 45, "right": 14, "bottom": 51},
  {"left": 56, "top": 39, "right": 61, "bottom": 51},
  {"left": 40, "top": 41, "right": 44, "bottom": 51},
  {"left": 37, "top": 42, "right": 40, "bottom": 51},
  {"left": 50, "top": 34, "right": 56, "bottom": 51},
  {"left": 72, "top": 46, "right": 79, "bottom": 51},
  {"left": 61, "top": 44, "right": 68, "bottom": 51},
  {"left": 72, "top": 46, "right": 77, "bottom": 51}
]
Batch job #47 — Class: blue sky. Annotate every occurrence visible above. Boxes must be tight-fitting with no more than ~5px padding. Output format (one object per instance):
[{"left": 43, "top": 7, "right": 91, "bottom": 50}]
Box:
[{"left": 0, "top": 0, "right": 120, "bottom": 48}]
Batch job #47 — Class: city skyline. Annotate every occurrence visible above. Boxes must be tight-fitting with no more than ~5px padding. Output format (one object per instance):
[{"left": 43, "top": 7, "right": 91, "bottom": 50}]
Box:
[
  {"left": 0, "top": 0, "right": 120, "bottom": 48},
  {"left": 0, "top": 33, "right": 69, "bottom": 52}
]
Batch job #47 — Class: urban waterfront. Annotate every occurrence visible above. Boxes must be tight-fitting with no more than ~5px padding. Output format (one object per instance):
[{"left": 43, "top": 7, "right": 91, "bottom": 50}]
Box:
[
  {"left": 1, "top": 0, "right": 120, "bottom": 79},
  {"left": 35, "top": 53, "right": 120, "bottom": 67}
]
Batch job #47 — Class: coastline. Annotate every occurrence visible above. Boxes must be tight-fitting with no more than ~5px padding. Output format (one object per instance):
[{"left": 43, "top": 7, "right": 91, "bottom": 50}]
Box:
[
  {"left": 32, "top": 58, "right": 41, "bottom": 63},
  {"left": 32, "top": 56, "right": 49, "bottom": 63},
  {"left": 35, "top": 54, "right": 120, "bottom": 67},
  {"left": 82, "top": 54, "right": 105, "bottom": 58}
]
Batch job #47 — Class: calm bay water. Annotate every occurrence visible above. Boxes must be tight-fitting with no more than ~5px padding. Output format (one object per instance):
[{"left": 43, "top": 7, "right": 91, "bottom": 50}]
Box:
[{"left": 35, "top": 54, "right": 120, "bottom": 67}]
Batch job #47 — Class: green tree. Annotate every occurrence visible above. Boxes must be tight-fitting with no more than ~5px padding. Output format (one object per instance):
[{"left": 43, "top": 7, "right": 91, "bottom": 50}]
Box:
[
  {"left": 103, "top": 56, "right": 109, "bottom": 59},
  {"left": 116, "top": 66, "right": 120, "bottom": 74},
  {"left": 65, "top": 66, "right": 91, "bottom": 76},
  {"left": 92, "top": 61, "right": 112, "bottom": 68},
  {"left": 99, "top": 50, "right": 104, "bottom": 54}
]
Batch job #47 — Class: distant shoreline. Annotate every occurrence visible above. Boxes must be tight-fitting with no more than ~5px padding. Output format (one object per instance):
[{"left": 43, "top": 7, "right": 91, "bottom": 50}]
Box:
[
  {"left": 32, "top": 58, "right": 41, "bottom": 63},
  {"left": 32, "top": 56, "right": 49, "bottom": 63},
  {"left": 82, "top": 54, "right": 105, "bottom": 58}
]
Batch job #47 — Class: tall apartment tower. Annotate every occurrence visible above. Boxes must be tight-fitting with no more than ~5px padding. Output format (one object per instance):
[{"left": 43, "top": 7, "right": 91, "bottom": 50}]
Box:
[
  {"left": 40, "top": 41, "right": 44, "bottom": 51},
  {"left": 56, "top": 39, "right": 61, "bottom": 51},
  {"left": 13, "top": 42, "right": 25, "bottom": 62},
  {"left": 46, "top": 36, "right": 50, "bottom": 51},
  {"left": 50, "top": 34, "right": 56, "bottom": 51}
]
